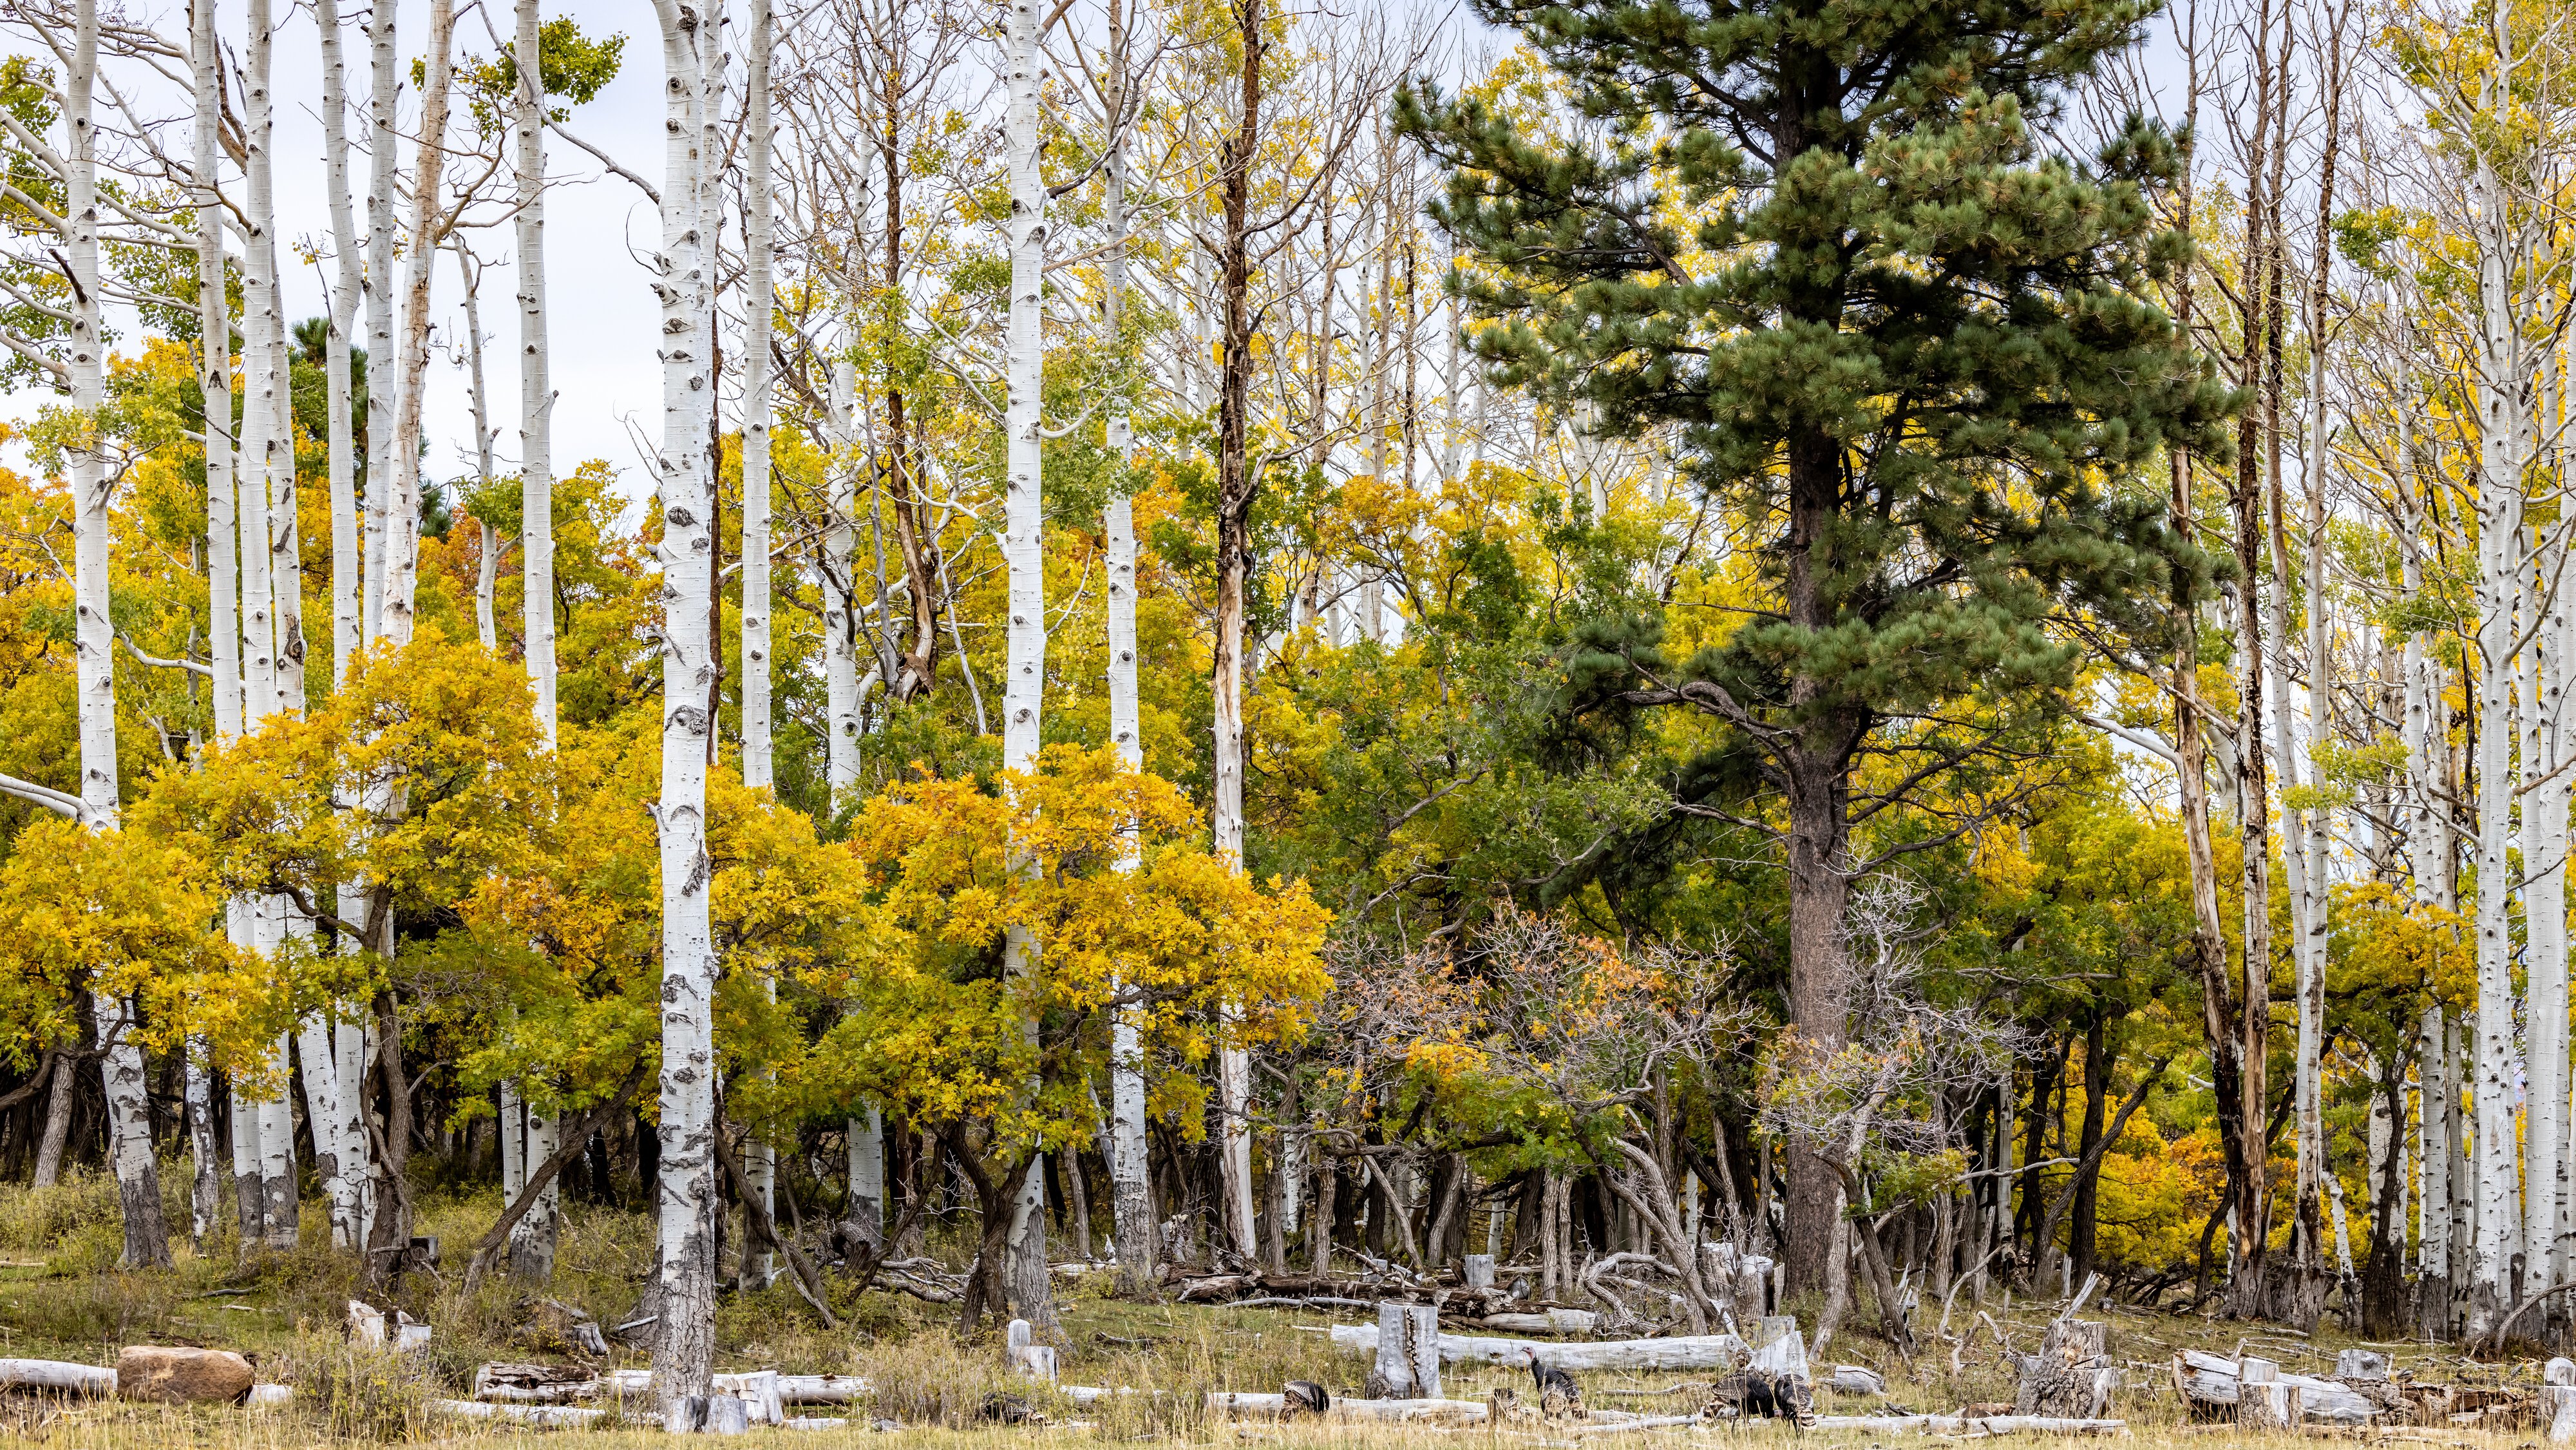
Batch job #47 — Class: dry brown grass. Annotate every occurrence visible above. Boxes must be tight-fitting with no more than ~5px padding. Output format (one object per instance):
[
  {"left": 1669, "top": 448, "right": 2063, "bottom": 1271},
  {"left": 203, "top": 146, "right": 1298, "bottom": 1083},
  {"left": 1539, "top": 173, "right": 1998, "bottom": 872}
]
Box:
[{"left": 0, "top": 1169, "right": 2550, "bottom": 1447}]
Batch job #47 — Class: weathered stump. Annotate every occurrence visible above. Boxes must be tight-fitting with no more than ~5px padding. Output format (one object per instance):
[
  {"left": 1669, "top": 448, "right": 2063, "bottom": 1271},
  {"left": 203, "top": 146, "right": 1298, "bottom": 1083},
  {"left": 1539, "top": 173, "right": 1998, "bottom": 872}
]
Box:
[
  {"left": 2014, "top": 1321, "right": 2108, "bottom": 1419},
  {"left": 1374, "top": 1301, "right": 1440, "bottom": 1400}
]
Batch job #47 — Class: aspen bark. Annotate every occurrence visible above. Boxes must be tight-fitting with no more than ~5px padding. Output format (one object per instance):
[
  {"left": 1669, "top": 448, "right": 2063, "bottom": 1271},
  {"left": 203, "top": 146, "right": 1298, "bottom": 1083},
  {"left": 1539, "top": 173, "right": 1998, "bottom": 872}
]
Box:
[
  {"left": 2468, "top": 99, "right": 2528, "bottom": 1335},
  {"left": 647, "top": 0, "right": 718, "bottom": 1412},
  {"left": 1210, "top": 0, "right": 1264, "bottom": 1269},
  {"left": 739, "top": 0, "right": 777, "bottom": 1291},
  {"left": 190, "top": 0, "right": 239, "bottom": 1254},
  {"left": 381, "top": 0, "right": 457, "bottom": 648},
  {"left": 999, "top": 0, "right": 1054, "bottom": 1324},
  {"left": 1099, "top": 0, "right": 1155, "bottom": 1298},
  {"left": 362, "top": 0, "right": 399, "bottom": 644}
]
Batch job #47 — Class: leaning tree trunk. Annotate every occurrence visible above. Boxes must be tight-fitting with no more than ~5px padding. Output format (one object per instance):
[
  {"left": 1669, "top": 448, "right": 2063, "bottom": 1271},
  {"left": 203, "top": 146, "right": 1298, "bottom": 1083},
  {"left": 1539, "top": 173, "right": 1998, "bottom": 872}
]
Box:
[{"left": 647, "top": 0, "right": 717, "bottom": 1416}]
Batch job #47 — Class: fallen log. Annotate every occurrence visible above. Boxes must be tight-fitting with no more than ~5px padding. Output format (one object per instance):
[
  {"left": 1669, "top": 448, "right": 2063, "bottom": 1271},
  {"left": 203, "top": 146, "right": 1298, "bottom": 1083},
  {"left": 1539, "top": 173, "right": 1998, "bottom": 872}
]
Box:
[
  {"left": 583, "top": 1368, "right": 867, "bottom": 1406},
  {"left": 1811, "top": 1414, "right": 2126, "bottom": 1436},
  {"left": 1828, "top": 1365, "right": 1888, "bottom": 1397},
  {"left": 1576, "top": 1412, "right": 1703, "bottom": 1436},
  {"left": 1463, "top": 1309, "right": 1601, "bottom": 1337},
  {"left": 1209, "top": 1390, "right": 1488, "bottom": 1422},
  {"left": 429, "top": 1398, "right": 607, "bottom": 1428},
  {"left": 1331, "top": 1323, "right": 1752, "bottom": 1371},
  {"left": 2172, "top": 1350, "right": 2374, "bottom": 1426},
  {"left": 0, "top": 1359, "right": 116, "bottom": 1397}
]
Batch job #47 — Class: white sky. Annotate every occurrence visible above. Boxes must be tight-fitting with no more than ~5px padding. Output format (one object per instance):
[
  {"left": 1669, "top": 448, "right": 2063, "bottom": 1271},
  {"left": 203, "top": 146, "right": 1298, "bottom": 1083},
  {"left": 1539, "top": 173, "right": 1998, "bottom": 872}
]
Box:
[{"left": 17, "top": 0, "right": 2199, "bottom": 512}]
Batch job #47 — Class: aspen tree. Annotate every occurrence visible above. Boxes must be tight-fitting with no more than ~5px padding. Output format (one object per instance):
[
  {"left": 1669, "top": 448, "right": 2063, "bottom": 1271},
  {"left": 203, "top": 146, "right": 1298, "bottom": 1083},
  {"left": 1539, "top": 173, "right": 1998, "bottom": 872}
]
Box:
[
  {"left": 311, "top": 0, "right": 370, "bottom": 1253},
  {"left": 999, "top": 0, "right": 1054, "bottom": 1322},
  {"left": 189, "top": 0, "right": 238, "bottom": 1252},
  {"left": 648, "top": 0, "right": 720, "bottom": 1409},
  {"left": 741, "top": 0, "right": 777, "bottom": 1291},
  {"left": 1098, "top": 0, "right": 1155, "bottom": 1295}
]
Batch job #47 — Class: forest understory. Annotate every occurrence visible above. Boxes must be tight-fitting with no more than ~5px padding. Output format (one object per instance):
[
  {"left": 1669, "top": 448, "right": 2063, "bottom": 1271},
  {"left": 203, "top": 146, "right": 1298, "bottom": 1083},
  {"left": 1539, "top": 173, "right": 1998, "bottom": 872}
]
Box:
[{"left": 0, "top": 1165, "right": 2542, "bottom": 1449}]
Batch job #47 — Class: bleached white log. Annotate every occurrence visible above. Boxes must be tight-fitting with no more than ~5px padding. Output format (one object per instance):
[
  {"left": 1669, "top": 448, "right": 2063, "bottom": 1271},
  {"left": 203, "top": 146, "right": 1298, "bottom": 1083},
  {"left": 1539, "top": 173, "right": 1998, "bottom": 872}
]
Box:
[
  {"left": 247, "top": 1384, "right": 293, "bottom": 1407},
  {"left": 1475, "top": 1308, "right": 1601, "bottom": 1335},
  {"left": 0, "top": 1360, "right": 115, "bottom": 1397},
  {"left": 2174, "top": 1350, "right": 2372, "bottom": 1426},
  {"left": 430, "top": 1398, "right": 603, "bottom": 1428},
  {"left": 1830, "top": 1365, "right": 1888, "bottom": 1397},
  {"left": 1208, "top": 1391, "right": 1486, "bottom": 1422},
  {"left": 1811, "top": 1415, "right": 2126, "bottom": 1435},
  {"left": 1330, "top": 1324, "right": 1750, "bottom": 1371}
]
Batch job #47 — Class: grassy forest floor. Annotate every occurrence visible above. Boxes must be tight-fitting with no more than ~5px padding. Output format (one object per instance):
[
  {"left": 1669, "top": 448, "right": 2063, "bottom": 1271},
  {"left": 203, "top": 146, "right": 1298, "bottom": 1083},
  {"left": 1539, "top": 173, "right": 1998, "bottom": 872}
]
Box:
[{"left": 0, "top": 1168, "right": 2544, "bottom": 1447}]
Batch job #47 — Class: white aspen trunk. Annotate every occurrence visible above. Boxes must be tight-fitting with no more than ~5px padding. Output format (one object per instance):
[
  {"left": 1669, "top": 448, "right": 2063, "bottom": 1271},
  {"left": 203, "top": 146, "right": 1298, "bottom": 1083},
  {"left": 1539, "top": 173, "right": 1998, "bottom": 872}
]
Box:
[
  {"left": 500, "top": 1080, "right": 526, "bottom": 1205},
  {"left": 2469, "top": 126, "right": 2527, "bottom": 1335},
  {"left": 2421, "top": 1004, "right": 2451, "bottom": 1290},
  {"left": 233, "top": 0, "right": 302, "bottom": 1254},
  {"left": 1001, "top": 0, "right": 1054, "bottom": 1322},
  {"left": 361, "top": 0, "right": 399, "bottom": 645},
  {"left": 1099, "top": 0, "right": 1154, "bottom": 1295},
  {"left": 823, "top": 361, "right": 860, "bottom": 802},
  {"left": 824, "top": 357, "right": 878, "bottom": 1240},
  {"left": 2557, "top": 356, "right": 2576, "bottom": 1291},
  {"left": 737, "top": 0, "right": 777, "bottom": 1294},
  {"left": 461, "top": 252, "right": 500, "bottom": 654},
  {"left": 647, "top": 0, "right": 717, "bottom": 1412},
  {"left": 2267, "top": 415, "right": 2320, "bottom": 1277},
  {"left": 381, "top": 0, "right": 456, "bottom": 649},
  {"left": 2527, "top": 511, "right": 2567, "bottom": 1297},
  {"left": 189, "top": 0, "right": 238, "bottom": 1256},
  {"left": 514, "top": 0, "right": 556, "bottom": 749},
  {"left": 511, "top": 1109, "right": 558, "bottom": 1279},
  {"left": 846, "top": 1109, "right": 882, "bottom": 1244},
  {"left": 310, "top": 0, "right": 372, "bottom": 1256}
]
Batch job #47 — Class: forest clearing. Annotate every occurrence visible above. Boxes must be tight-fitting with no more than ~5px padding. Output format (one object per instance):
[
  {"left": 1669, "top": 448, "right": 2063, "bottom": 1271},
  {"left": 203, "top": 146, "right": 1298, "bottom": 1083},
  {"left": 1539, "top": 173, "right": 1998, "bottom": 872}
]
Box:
[{"left": 6, "top": 0, "right": 2576, "bottom": 1418}]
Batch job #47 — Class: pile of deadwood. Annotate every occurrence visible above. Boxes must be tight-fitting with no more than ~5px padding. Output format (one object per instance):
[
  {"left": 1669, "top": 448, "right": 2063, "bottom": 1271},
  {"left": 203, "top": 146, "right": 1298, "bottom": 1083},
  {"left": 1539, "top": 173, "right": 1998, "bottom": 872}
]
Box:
[
  {"left": 0, "top": 1298, "right": 442, "bottom": 1411},
  {"left": 2175, "top": 1346, "right": 2576, "bottom": 1439}
]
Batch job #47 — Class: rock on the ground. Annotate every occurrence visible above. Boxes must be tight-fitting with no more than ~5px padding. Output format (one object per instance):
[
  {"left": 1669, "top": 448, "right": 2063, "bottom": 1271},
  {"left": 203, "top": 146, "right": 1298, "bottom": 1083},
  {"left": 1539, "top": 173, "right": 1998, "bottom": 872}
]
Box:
[{"left": 114, "top": 1346, "right": 254, "bottom": 1404}]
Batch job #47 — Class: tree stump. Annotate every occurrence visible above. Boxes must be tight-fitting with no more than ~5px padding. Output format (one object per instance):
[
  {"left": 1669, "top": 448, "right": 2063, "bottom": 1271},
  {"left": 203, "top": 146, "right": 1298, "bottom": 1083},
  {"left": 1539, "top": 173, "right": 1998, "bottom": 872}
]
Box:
[
  {"left": 2543, "top": 1385, "right": 2576, "bottom": 1444},
  {"left": 1465, "top": 1255, "right": 1496, "bottom": 1291},
  {"left": 1374, "top": 1301, "right": 1439, "bottom": 1400},
  {"left": 2237, "top": 1357, "right": 2299, "bottom": 1430},
  {"left": 2014, "top": 1321, "right": 2107, "bottom": 1418}
]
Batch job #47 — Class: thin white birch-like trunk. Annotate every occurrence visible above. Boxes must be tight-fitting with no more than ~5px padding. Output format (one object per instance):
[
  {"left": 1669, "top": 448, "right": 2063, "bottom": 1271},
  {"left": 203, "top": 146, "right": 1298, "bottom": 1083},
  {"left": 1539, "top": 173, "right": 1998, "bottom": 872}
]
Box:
[
  {"left": 822, "top": 358, "right": 879, "bottom": 1236},
  {"left": 2527, "top": 505, "right": 2567, "bottom": 1297},
  {"left": 2266, "top": 412, "right": 2319, "bottom": 1277},
  {"left": 1099, "top": 5, "right": 1153, "bottom": 1289},
  {"left": 190, "top": 0, "right": 238, "bottom": 1251},
  {"left": 647, "top": 0, "right": 717, "bottom": 1412},
  {"left": 235, "top": 0, "right": 302, "bottom": 1252},
  {"left": 2468, "top": 112, "right": 2529, "bottom": 1337},
  {"left": 1000, "top": 0, "right": 1053, "bottom": 1321},
  {"left": 361, "top": 0, "right": 399, "bottom": 644},
  {"left": 309, "top": 0, "right": 372, "bottom": 1255},
  {"left": 381, "top": 0, "right": 456, "bottom": 649},
  {"left": 732, "top": 0, "right": 777, "bottom": 1288},
  {"left": 64, "top": 0, "right": 166, "bottom": 1266},
  {"left": 261, "top": 211, "right": 317, "bottom": 1251},
  {"left": 824, "top": 360, "right": 859, "bottom": 801}
]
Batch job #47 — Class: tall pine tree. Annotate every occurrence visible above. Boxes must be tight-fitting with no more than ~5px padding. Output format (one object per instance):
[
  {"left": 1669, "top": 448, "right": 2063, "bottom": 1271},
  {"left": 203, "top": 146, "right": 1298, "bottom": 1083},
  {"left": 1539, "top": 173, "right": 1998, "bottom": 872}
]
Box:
[{"left": 1403, "top": 0, "right": 2233, "bottom": 1295}]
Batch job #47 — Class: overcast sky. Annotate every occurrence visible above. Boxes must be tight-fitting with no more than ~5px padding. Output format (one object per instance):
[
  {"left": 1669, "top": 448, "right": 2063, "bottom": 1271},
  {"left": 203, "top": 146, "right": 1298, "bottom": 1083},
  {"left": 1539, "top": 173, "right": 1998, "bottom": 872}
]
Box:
[{"left": 18, "top": 0, "right": 2206, "bottom": 513}]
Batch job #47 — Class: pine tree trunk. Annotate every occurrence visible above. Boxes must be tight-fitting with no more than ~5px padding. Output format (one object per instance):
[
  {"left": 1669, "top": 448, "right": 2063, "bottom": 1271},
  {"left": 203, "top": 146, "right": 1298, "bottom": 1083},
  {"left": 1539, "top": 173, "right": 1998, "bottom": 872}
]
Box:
[{"left": 647, "top": 0, "right": 717, "bottom": 1412}]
